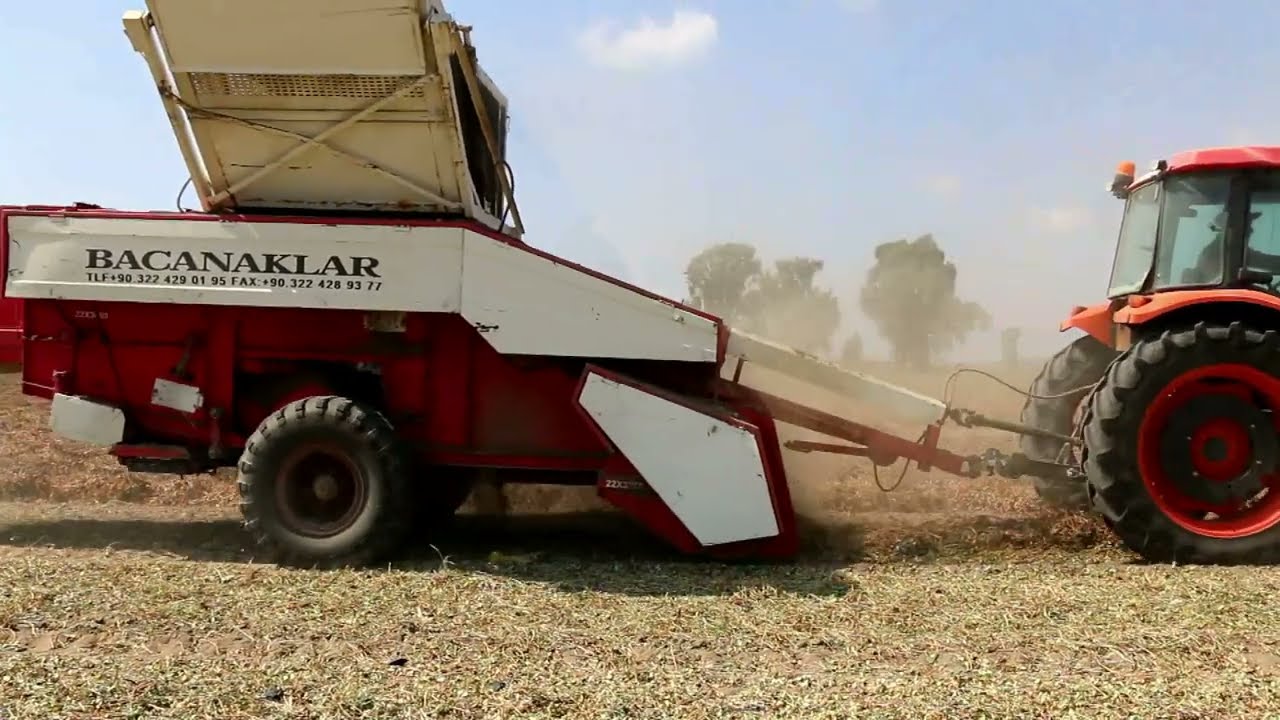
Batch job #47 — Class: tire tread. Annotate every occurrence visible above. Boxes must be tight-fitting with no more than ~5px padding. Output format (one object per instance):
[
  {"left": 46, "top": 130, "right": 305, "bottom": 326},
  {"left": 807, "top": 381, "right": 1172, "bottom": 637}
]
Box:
[
  {"left": 1085, "top": 322, "right": 1280, "bottom": 565},
  {"left": 237, "top": 395, "right": 413, "bottom": 569}
]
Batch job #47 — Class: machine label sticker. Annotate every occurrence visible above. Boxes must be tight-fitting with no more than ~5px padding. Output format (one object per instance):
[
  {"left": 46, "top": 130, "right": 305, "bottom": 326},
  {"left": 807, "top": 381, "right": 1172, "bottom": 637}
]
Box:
[
  {"left": 81, "top": 248, "right": 385, "bottom": 291},
  {"left": 602, "top": 476, "right": 655, "bottom": 495}
]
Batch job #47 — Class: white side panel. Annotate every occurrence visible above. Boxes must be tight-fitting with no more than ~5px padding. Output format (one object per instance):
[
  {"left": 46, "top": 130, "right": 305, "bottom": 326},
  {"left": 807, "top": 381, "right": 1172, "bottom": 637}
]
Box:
[
  {"left": 4, "top": 215, "right": 720, "bottom": 362},
  {"left": 577, "top": 372, "right": 780, "bottom": 546},
  {"left": 50, "top": 394, "right": 126, "bottom": 446},
  {"left": 459, "top": 235, "right": 720, "bottom": 361},
  {"left": 5, "top": 215, "right": 464, "bottom": 313}
]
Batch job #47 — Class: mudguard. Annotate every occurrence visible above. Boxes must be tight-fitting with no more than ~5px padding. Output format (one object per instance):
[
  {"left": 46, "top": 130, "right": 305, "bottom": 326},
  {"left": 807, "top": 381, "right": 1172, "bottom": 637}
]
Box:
[
  {"left": 1060, "top": 301, "right": 1117, "bottom": 347},
  {"left": 1113, "top": 289, "right": 1280, "bottom": 325}
]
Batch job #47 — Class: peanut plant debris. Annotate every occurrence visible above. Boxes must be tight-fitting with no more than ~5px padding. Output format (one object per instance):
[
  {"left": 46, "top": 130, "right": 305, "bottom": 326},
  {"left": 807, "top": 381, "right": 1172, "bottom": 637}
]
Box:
[{"left": 2, "top": 370, "right": 1280, "bottom": 718}]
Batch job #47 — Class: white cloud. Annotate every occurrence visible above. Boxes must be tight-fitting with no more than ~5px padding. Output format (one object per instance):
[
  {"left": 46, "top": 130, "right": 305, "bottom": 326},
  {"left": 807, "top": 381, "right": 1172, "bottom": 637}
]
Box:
[
  {"left": 577, "top": 10, "right": 718, "bottom": 71},
  {"left": 1027, "top": 206, "right": 1093, "bottom": 234}
]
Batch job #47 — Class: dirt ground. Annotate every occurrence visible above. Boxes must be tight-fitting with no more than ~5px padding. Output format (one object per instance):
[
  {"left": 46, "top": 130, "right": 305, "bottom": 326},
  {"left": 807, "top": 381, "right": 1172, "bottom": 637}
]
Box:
[{"left": 2, "top": 368, "right": 1280, "bottom": 719}]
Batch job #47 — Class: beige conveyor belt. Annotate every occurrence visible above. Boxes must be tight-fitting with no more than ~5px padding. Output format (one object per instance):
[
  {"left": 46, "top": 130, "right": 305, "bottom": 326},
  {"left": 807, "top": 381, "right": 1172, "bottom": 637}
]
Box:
[{"left": 723, "top": 329, "right": 946, "bottom": 426}]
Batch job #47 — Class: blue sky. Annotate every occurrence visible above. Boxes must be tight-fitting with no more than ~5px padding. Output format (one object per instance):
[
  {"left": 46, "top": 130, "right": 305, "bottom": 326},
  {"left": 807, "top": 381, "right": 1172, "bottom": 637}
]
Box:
[{"left": 1, "top": 1, "right": 1274, "bottom": 360}]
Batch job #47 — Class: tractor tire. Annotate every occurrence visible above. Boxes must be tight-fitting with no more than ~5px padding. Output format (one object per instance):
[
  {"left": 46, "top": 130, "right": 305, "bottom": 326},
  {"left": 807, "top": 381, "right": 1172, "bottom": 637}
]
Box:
[
  {"left": 1018, "top": 334, "right": 1118, "bottom": 510},
  {"left": 237, "top": 395, "right": 414, "bottom": 569},
  {"left": 1084, "top": 321, "right": 1280, "bottom": 565}
]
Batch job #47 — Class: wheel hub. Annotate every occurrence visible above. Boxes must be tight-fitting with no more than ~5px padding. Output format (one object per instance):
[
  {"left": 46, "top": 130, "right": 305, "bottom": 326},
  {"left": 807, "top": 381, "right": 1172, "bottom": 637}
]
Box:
[
  {"left": 1158, "top": 391, "right": 1277, "bottom": 507},
  {"left": 1201, "top": 436, "right": 1229, "bottom": 463},
  {"left": 313, "top": 474, "right": 339, "bottom": 502},
  {"left": 276, "top": 445, "right": 368, "bottom": 538}
]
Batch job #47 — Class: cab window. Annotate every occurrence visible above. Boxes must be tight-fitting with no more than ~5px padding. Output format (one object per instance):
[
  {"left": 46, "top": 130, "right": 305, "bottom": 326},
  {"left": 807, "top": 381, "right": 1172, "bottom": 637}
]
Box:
[
  {"left": 1245, "top": 179, "right": 1280, "bottom": 285},
  {"left": 1151, "top": 174, "right": 1231, "bottom": 289}
]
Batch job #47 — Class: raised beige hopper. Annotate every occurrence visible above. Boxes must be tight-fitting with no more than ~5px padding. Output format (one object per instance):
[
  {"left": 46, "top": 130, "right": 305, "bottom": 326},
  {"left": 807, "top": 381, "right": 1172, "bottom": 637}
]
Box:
[{"left": 122, "top": 0, "right": 521, "bottom": 237}]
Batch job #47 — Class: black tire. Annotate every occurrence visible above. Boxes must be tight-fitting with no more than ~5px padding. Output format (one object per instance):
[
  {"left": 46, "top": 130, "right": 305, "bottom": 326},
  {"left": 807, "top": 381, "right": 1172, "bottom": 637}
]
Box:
[
  {"left": 1084, "top": 321, "right": 1280, "bottom": 565},
  {"left": 237, "top": 395, "right": 414, "bottom": 569},
  {"left": 1019, "top": 334, "right": 1118, "bottom": 509}
]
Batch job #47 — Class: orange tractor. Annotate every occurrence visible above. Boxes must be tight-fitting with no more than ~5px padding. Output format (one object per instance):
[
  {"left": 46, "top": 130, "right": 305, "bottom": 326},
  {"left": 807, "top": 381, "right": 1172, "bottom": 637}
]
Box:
[{"left": 1019, "top": 146, "right": 1280, "bottom": 564}]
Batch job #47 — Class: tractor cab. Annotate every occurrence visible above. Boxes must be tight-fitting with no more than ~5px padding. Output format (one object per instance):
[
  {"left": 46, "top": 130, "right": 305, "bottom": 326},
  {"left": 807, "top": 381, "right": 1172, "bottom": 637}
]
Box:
[
  {"left": 1108, "top": 149, "right": 1280, "bottom": 297},
  {"left": 1063, "top": 147, "right": 1280, "bottom": 348}
]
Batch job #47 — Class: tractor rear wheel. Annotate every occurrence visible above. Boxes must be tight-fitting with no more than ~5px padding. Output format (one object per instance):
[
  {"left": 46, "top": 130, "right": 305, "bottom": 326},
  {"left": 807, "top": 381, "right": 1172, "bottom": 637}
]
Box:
[
  {"left": 1019, "top": 334, "right": 1117, "bottom": 509},
  {"left": 237, "top": 395, "right": 414, "bottom": 568},
  {"left": 1084, "top": 322, "right": 1280, "bottom": 564}
]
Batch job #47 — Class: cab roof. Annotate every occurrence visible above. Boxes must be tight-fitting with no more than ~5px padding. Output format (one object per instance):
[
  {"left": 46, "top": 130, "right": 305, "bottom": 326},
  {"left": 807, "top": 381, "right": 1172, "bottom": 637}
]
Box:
[{"left": 1166, "top": 146, "right": 1280, "bottom": 173}]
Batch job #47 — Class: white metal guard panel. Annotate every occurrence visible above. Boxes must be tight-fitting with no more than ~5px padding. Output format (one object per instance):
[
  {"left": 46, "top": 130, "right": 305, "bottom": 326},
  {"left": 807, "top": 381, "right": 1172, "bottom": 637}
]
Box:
[
  {"left": 577, "top": 371, "right": 781, "bottom": 546},
  {"left": 50, "top": 394, "right": 127, "bottom": 446}
]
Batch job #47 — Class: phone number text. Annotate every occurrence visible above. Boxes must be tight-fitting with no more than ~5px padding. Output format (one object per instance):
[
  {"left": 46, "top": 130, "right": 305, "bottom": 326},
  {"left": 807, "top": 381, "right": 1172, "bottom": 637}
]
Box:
[{"left": 83, "top": 272, "right": 383, "bottom": 292}]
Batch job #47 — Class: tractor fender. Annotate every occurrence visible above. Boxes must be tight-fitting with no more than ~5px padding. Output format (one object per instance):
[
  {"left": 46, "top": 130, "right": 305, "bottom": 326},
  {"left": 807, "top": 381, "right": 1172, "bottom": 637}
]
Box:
[
  {"left": 1115, "top": 289, "right": 1280, "bottom": 328},
  {"left": 1060, "top": 301, "right": 1117, "bottom": 346}
]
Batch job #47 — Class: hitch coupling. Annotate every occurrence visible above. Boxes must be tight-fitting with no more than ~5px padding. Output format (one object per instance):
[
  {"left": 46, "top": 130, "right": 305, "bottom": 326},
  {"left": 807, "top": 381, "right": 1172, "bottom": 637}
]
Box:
[{"left": 975, "top": 448, "right": 1082, "bottom": 483}]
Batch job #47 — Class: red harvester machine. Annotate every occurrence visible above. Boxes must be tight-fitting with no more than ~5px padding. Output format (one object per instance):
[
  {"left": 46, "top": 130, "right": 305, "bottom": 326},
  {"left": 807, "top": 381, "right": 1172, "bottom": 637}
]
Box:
[{"left": 0, "top": 0, "right": 1177, "bottom": 568}]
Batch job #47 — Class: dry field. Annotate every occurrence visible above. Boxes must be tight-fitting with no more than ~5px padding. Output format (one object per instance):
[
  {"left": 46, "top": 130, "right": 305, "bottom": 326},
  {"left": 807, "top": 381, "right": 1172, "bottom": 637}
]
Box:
[{"left": 2, "top": 366, "right": 1280, "bottom": 719}]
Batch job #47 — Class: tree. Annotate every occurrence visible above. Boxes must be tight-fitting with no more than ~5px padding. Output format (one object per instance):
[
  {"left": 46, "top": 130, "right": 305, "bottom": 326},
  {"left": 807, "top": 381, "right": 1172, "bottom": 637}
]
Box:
[
  {"left": 683, "top": 242, "right": 763, "bottom": 323},
  {"left": 858, "top": 233, "right": 990, "bottom": 369},
  {"left": 684, "top": 242, "right": 842, "bottom": 356},
  {"left": 750, "top": 257, "right": 842, "bottom": 355}
]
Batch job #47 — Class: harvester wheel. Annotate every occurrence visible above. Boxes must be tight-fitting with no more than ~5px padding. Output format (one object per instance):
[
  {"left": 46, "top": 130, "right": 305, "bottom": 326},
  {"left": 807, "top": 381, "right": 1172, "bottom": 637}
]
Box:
[
  {"left": 1019, "top": 334, "right": 1118, "bottom": 509},
  {"left": 237, "top": 395, "right": 414, "bottom": 569},
  {"left": 1084, "top": 322, "right": 1280, "bottom": 564}
]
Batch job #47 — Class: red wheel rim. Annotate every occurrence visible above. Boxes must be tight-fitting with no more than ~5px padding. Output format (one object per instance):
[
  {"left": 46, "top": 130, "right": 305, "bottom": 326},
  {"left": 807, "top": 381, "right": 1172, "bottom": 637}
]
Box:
[
  {"left": 275, "top": 442, "right": 369, "bottom": 538},
  {"left": 1137, "top": 362, "right": 1280, "bottom": 539}
]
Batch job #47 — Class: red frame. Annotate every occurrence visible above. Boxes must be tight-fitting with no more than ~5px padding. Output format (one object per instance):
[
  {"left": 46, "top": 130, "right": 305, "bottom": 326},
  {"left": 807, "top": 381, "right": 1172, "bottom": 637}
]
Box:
[
  {"left": 0, "top": 214, "right": 20, "bottom": 365},
  {"left": 0, "top": 297, "right": 19, "bottom": 365}
]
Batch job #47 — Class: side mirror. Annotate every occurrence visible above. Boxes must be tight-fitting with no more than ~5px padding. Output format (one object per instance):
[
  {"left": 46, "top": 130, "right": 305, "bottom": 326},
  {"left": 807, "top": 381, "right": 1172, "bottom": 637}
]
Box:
[{"left": 1109, "top": 161, "right": 1135, "bottom": 199}]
